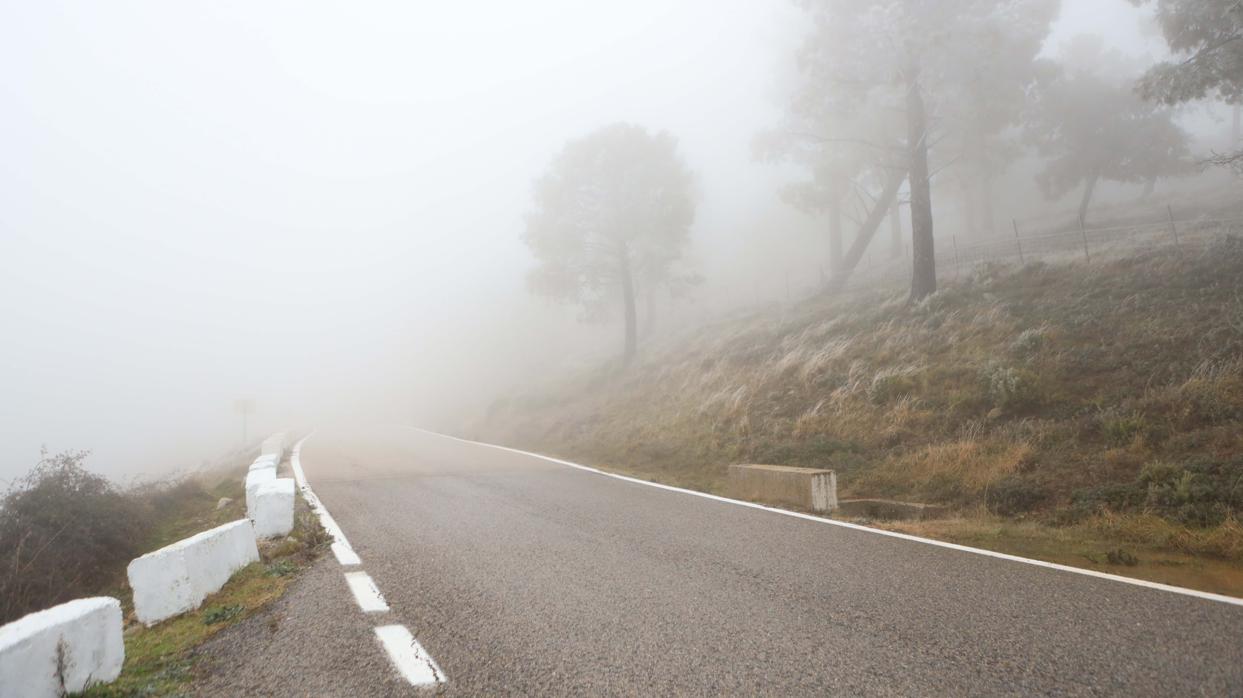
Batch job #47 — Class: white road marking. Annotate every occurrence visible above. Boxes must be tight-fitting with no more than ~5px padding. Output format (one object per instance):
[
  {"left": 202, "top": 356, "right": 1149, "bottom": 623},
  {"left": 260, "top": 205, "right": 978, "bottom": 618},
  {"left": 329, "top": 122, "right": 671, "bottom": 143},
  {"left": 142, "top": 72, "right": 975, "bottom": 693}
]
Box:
[
  {"left": 290, "top": 436, "right": 363, "bottom": 566},
  {"left": 416, "top": 428, "right": 1243, "bottom": 608},
  {"left": 344, "top": 571, "right": 390, "bottom": 613},
  {"left": 294, "top": 434, "right": 447, "bottom": 686},
  {"left": 374, "top": 625, "right": 445, "bottom": 687}
]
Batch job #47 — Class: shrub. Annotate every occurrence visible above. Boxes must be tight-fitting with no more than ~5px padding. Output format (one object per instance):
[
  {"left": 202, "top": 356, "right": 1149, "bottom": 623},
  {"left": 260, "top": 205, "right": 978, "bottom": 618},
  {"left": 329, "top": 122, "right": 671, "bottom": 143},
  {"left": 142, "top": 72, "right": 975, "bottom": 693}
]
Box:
[
  {"left": 1097, "top": 408, "right": 1147, "bottom": 447},
  {"left": 1072, "top": 458, "right": 1243, "bottom": 527},
  {"left": 868, "top": 369, "right": 916, "bottom": 404},
  {"left": 0, "top": 451, "right": 152, "bottom": 625},
  {"left": 202, "top": 604, "right": 244, "bottom": 625},
  {"left": 1010, "top": 327, "right": 1048, "bottom": 357},
  {"left": 981, "top": 363, "right": 1040, "bottom": 411},
  {"left": 1105, "top": 548, "right": 1139, "bottom": 566},
  {"left": 986, "top": 476, "right": 1050, "bottom": 516}
]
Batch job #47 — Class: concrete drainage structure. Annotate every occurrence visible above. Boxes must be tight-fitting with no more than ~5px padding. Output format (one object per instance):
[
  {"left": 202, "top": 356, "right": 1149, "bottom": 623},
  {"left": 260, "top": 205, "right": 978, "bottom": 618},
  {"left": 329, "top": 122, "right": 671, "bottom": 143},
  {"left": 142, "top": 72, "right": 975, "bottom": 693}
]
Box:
[
  {"left": 127, "top": 519, "right": 260, "bottom": 626},
  {"left": 251, "top": 477, "right": 296, "bottom": 538},
  {"left": 0, "top": 597, "right": 124, "bottom": 696},
  {"left": 727, "top": 464, "right": 838, "bottom": 513}
]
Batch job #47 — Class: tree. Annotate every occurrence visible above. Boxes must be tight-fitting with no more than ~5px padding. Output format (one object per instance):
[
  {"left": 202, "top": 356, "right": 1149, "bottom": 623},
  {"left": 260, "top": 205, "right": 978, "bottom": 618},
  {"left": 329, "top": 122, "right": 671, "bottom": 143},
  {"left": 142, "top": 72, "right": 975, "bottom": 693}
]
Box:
[
  {"left": 1133, "top": 0, "right": 1243, "bottom": 172},
  {"left": 523, "top": 124, "right": 695, "bottom": 364},
  {"left": 937, "top": 0, "right": 1059, "bottom": 239},
  {"left": 782, "top": 0, "right": 1057, "bottom": 302},
  {"left": 1025, "top": 60, "right": 1191, "bottom": 224}
]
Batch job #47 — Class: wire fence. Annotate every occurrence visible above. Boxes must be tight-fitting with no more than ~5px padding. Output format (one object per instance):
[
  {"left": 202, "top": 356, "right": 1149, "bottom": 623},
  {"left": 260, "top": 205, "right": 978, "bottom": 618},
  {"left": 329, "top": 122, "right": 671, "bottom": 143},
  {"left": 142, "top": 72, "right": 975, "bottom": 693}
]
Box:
[{"left": 835, "top": 208, "right": 1243, "bottom": 296}]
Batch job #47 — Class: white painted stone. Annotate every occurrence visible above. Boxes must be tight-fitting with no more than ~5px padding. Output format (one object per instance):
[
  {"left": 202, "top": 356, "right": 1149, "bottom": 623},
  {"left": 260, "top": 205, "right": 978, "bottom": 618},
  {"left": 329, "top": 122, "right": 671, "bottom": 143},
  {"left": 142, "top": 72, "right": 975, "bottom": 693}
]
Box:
[
  {"left": 251, "top": 478, "right": 295, "bottom": 539},
  {"left": 0, "top": 597, "right": 123, "bottom": 697},
  {"left": 249, "top": 454, "right": 279, "bottom": 471},
  {"left": 260, "top": 432, "right": 286, "bottom": 461},
  {"left": 126, "top": 520, "right": 259, "bottom": 626},
  {"left": 245, "top": 466, "right": 277, "bottom": 512}
]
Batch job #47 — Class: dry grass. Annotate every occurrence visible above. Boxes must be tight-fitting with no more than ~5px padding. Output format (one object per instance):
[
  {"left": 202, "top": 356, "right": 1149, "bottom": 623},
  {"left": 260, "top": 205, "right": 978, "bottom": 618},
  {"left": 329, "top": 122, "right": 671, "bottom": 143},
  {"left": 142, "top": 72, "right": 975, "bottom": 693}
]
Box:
[{"left": 478, "top": 235, "right": 1243, "bottom": 574}]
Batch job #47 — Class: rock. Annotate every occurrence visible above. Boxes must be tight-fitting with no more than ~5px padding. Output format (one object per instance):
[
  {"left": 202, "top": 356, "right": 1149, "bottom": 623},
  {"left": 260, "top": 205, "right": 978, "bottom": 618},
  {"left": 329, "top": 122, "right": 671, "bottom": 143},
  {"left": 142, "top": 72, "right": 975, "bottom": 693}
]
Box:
[{"left": 216, "top": 497, "right": 233, "bottom": 510}]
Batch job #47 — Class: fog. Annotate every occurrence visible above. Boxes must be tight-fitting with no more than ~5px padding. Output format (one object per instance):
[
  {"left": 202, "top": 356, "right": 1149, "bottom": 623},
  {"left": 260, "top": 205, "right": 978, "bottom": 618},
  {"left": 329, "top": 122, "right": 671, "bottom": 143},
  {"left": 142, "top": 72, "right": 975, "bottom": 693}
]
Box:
[{"left": 1, "top": 1, "right": 1233, "bottom": 483}]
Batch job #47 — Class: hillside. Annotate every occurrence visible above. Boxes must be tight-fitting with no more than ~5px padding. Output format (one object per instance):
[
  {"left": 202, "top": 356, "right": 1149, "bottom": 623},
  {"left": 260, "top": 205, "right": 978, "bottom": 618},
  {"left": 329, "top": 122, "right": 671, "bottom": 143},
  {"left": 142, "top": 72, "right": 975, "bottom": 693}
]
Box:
[{"left": 476, "top": 231, "right": 1243, "bottom": 593}]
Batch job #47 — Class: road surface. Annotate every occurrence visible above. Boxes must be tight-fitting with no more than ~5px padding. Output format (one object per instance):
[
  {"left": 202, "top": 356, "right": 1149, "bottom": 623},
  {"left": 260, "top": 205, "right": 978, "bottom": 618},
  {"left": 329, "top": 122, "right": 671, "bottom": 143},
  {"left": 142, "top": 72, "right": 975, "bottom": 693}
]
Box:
[{"left": 225, "top": 424, "right": 1243, "bottom": 695}]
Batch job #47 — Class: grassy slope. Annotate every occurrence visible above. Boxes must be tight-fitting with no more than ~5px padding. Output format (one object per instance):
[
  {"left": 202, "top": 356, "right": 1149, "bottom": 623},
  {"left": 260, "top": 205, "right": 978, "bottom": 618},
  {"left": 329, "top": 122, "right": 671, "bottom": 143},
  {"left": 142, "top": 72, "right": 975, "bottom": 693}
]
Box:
[
  {"left": 477, "top": 235, "right": 1243, "bottom": 595},
  {"left": 83, "top": 465, "right": 328, "bottom": 697}
]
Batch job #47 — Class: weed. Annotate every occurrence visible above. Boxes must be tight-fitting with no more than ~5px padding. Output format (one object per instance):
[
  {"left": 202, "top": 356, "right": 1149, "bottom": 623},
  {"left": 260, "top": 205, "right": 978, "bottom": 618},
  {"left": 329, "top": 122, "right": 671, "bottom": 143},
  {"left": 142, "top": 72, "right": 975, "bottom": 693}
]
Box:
[
  {"left": 202, "top": 604, "right": 244, "bottom": 625},
  {"left": 986, "top": 476, "right": 1050, "bottom": 516},
  {"left": 265, "top": 560, "right": 297, "bottom": 577},
  {"left": 1098, "top": 408, "right": 1147, "bottom": 447},
  {"left": 868, "top": 368, "right": 917, "bottom": 404},
  {"left": 981, "top": 363, "right": 1040, "bottom": 411},
  {"left": 1106, "top": 548, "right": 1139, "bottom": 566},
  {"left": 1010, "top": 326, "right": 1048, "bottom": 356}
]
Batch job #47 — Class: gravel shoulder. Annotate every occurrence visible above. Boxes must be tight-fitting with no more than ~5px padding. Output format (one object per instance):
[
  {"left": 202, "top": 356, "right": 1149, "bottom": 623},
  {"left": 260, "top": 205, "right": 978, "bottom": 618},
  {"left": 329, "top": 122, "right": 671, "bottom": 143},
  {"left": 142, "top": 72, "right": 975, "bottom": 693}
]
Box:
[{"left": 192, "top": 555, "right": 414, "bottom": 696}]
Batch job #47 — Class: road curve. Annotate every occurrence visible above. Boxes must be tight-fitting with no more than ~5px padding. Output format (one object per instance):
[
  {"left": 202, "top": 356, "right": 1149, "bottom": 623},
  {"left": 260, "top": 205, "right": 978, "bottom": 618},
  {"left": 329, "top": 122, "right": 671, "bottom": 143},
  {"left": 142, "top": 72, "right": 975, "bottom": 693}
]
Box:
[{"left": 298, "top": 424, "right": 1243, "bottom": 696}]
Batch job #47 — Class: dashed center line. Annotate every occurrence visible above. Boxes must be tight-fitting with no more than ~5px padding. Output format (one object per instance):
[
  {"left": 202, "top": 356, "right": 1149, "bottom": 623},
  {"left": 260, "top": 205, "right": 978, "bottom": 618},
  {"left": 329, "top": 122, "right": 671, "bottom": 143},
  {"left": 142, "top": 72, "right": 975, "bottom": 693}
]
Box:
[
  {"left": 344, "top": 571, "right": 390, "bottom": 613},
  {"left": 375, "top": 625, "right": 445, "bottom": 687},
  {"left": 291, "top": 435, "right": 446, "bottom": 688}
]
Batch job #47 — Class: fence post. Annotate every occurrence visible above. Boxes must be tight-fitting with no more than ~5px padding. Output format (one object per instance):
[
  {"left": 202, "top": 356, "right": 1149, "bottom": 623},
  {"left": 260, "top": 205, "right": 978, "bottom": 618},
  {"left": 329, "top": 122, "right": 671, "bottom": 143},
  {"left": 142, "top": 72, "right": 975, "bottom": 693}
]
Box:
[
  {"left": 1078, "top": 215, "right": 1091, "bottom": 264},
  {"left": 1167, "top": 204, "right": 1182, "bottom": 251},
  {"left": 1012, "top": 219, "right": 1025, "bottom": 264},
  {"left": 952, "top": 235, "right": 961, "bottom": 278}
]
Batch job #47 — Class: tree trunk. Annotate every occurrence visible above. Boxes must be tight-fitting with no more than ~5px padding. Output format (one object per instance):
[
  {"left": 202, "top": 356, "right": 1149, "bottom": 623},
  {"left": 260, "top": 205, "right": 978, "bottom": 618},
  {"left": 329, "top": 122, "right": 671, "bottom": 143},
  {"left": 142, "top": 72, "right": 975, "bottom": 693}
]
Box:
[
  {"left": 828, "top": 196, "right": 843, "bottom": 275},
  {"left": 979, "top": 171, "right": 996, "bottom": 239},
  {"left": 889, "top": 199, "right": 903, "bottom": 260},
  {"left": 827, "top": 167, "right": 908, "bottom": 293},
  {"left": 1078, "top": 171, "right": 1100, "bottom": 226},
  {"left": 619, "top": 252, "right": 638, "bottom": 365},
  {"left": 1140, "top": 176, "right": 1156, "bottom": 200},
  {"left": 958, "top": 175, "right": 979, "bottom": 241},
  {"left": 906, "top": 69, "right": 936, "bottom": 302},
  {"left": 642, "top": 284, "right": 656, "bottom": 339}
]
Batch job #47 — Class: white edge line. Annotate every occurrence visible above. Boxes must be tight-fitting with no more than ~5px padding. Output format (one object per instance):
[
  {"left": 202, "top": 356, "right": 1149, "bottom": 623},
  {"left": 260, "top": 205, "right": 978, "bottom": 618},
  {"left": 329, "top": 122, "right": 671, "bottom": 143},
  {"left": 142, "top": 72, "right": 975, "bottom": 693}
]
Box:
[
  {"left": 375, "top": 624, "right": 445, "bottom": 686},
  {"left": 414, "top": 427, "right": 1243, "bottom": 608},
  {"left": 344, "top": 570, "right": 390, "bottom": 613},
  {"left": 291, "top": 434, "right": 362, "bottom": 566}
]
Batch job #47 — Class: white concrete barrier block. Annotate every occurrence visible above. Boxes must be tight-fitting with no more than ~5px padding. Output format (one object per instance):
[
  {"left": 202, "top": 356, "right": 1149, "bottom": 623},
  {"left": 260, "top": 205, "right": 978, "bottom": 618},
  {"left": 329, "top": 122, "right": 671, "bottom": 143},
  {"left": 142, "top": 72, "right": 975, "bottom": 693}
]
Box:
[
  {"left": 260, "top": 432, "right": 286, "bottom": 461},
  {"left": 245, "top": 467, "right": 277, "bottom": 512},
  {"left": 251, "top": 478, "right": 296, "bottom": 539},
  {"left": 0, "top": 597, "right": 123, "bottom": 697},
  {"left": 127, "top": 520, "right": 259, "bottom": 626},
  {"left": 249, "top": 454, "right": 279, "bottom": 471}
]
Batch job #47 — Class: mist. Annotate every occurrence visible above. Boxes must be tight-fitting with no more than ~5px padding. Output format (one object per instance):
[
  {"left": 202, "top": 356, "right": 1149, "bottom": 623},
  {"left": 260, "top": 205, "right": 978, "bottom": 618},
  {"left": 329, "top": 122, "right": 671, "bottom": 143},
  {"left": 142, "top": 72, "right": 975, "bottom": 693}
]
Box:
[{"left": 2, "top": 0, "right": 1236, "bottom": 484}]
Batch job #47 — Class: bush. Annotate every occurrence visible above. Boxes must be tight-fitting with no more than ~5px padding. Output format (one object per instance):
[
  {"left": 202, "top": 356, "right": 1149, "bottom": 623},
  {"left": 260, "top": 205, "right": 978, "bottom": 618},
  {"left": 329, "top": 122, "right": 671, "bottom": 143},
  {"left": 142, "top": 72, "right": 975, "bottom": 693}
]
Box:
[
  {"left": 868, "top": 369, "right": 916, "bottom": 404},
  {"left": 1072, "top": 458, "right": 1243, "bottom": 527},
  {"left": 0, "top": 451, "right": 152, "bottom": 625},
  {"left": 1097, "top": 408, "right": 1147, "bottom": 447},
  {"left": 986, "top": 476, "right": 1050, "bottom": 516},
  {"left": 1010, "top": 327, "right": 1047, "bottom": 357},
  {"left": 981, "top": 363, "right": 1040, "bottom": 411}
]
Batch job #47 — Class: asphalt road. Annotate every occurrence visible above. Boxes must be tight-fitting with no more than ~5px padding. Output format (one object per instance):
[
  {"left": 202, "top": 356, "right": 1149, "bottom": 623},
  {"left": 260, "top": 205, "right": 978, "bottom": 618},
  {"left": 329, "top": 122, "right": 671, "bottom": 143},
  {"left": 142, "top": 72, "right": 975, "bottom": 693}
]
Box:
[{"left": 286, "top": 424, "right": 1243, "bottom": 696}]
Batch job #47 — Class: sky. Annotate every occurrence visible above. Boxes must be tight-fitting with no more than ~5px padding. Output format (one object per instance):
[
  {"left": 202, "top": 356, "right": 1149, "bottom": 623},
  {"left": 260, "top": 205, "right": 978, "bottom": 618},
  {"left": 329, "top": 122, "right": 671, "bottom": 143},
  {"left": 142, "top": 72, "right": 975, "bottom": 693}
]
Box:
[{"left": 0, "top": 0, "right": 1178, "bottom": 483}]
